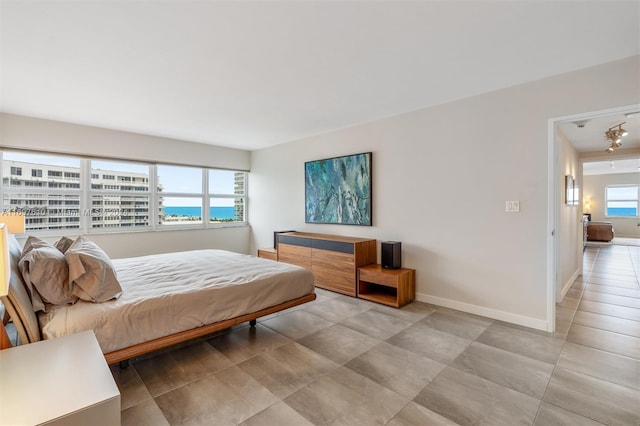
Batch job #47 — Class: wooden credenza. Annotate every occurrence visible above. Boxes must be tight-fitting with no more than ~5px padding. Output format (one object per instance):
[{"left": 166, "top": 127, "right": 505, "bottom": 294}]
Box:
[{"left": 277, "top": 232, "right": 376, "bottom": 296}]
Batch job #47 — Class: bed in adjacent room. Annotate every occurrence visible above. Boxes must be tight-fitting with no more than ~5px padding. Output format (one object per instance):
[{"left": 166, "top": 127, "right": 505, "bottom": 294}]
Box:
[{"left": 1, "top": 234, "right": 316, "bottom": 364}]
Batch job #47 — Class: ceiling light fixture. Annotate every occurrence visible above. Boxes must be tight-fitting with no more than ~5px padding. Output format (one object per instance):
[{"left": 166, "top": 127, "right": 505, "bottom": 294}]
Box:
[{"left": 604, "top": 122, "right": 628, "bottom": 153}]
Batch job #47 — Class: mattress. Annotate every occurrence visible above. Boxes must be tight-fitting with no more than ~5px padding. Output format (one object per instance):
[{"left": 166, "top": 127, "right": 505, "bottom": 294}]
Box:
[{"left": 38, "top": 249, "right": 315, "bottom": 353}]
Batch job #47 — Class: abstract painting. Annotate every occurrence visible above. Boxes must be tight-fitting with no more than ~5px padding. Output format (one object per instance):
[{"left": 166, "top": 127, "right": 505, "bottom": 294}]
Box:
[{"left": 305, "top": 152, "right": 372, "bottom": 225}]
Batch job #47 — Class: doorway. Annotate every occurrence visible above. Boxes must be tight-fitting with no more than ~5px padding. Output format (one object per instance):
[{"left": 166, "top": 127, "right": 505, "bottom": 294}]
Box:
[{"left": 547, "top": 104, "right": 640, "bottom": 332}]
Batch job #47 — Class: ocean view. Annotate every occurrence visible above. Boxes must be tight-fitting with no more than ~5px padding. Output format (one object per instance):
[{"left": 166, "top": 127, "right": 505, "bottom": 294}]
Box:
[{"left": 164, "top": 206, "right": 236, "bottom": 219}]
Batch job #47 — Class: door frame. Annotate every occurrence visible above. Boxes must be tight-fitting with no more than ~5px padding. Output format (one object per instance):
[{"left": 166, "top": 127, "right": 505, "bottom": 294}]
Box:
[{"left": 547, "top": 103, "right": 639, "bottom": 332}]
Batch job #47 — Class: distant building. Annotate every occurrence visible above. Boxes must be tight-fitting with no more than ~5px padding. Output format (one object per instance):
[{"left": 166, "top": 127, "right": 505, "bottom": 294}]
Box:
[{"left": 1, "top": 160, "right": 161, "bottom": 231}]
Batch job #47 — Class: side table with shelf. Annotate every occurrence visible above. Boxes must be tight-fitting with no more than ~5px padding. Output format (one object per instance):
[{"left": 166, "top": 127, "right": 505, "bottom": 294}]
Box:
[
  {"left": 357, "top": 264, "right": 415, "bottom": 308},
  {"left": 0, "top": 330, "right": 120, "bottom": 425}
]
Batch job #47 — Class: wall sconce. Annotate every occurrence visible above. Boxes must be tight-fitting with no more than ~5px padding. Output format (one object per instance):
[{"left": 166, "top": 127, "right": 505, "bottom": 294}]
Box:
[
  {"left": 604, "top": 122, "right": 628, "bottom": 153},
  {"left": 583, "top": 199, "right": 591, "bottom": 213}
]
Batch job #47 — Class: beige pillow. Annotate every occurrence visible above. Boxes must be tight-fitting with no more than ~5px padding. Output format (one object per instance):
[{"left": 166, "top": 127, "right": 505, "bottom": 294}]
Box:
[
  {"left": 66, "top": 236, "right": 122, "bottom": 302},
  {"left": 54, "top": 236, "right": 74, "bottom": 254},
  {"left": 18, "top": 236, "right": 77, "bottom": 312}
]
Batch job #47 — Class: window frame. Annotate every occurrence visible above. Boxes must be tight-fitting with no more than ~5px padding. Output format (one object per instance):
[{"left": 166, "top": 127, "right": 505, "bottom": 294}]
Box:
[
  {"left": 0, "top": 150, "right": 248, "bottom": 236},
  {"left": 604, "top": 184, "right": 639, "bottom": 218}
]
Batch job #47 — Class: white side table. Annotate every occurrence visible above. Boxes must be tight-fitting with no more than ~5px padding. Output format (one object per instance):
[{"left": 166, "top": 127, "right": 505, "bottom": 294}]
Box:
[{"left": 0, "top": 330, "right": 120, "bottom": 425}]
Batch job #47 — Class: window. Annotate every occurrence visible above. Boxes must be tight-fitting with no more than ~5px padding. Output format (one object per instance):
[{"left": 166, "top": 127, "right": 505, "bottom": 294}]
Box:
[
  {"left": 2, "top": 152, "right": 81, "bottom": 231},
  {"left": 157, "top": 165, "right": 203, "bottom": 225},
  {"left": 90, "top": 160, "right": 151, "bottom": 229},
  {"left": 606, "top": 186, "right": 639, "bottom": 217},
  {"left": 1, "top": 150, "right": 247, "bottom": 234},
  {"left": 209, "top": 170, "right": 246, "bottom": 223}
]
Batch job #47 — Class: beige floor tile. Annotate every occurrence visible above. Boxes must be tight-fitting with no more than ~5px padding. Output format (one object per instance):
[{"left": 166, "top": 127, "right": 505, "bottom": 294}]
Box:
[
  {"left": 284, "top": 366, "right": 408, "bottom": 426},
  {"left": 345, "top": 341, "right": 446, "bottom": 399},
  {"left": 261, "top": 309, "right": 333, "bottom": 340},
  {"left": 110, "top": 364, "right": 152, "bottom": 411},
  {"left": 582, "top": 290, "right": 640, "bottom": 308},
  {"left": 543, "top": 367, "right": 640, "bottom": 425},
  {"left": 120, "top": 399, "right": 169, "bottom": 426},
  {"left": 297, "top": 324, "right": 380, "bottom": 364},
  {"left": 567, "top": 323, "right": 640, "bottom": 359},
  {"left": 303, "top": 296, "right": 371, "bottom": 323},
  {"left": 239, "top": 401, "right": 313, "bottom": 426},
  {"left": 386, "top": 321, "right": 472, "bottom": 364},
  {"left": 557, "top": 342, "right": 640, "bottom": 390},
  {"left": 340, "top": 309, "right": 414, "bottom": 340},
  {"left": 415, "top": 367, "right": 540, "bottom": 426},
  {"left": 586, "top": 283, "right": 640, "bottom": 298},
  {"left": 417, "top": 308, "right": 493, "bottom": 340},
  {"left": 155, "top": 365, "right": 279, "bottom": 425},
  {"left": 369, "top": 301, "right": 437, "bottom": 323},
  {"left": 476, "top": 322, "right": 565, "bottom": 364},
  {"left": 533, "top": 402, "right": 604, "bottom": 426},
  {"left": 572, "top": 310, "right": 640, "bottom": 337},
  {"left": 451, "top": 341, "right": 554, "bottom": 398},
  {"left": 134, "top": 341, "right": 234, "bottom": 397},
  {"left": 237, "top": 342, "right": 339, "bottom": 398},
  {"left": 387, "top": 401, "right": 459, "bottom": 426},
  {"left": 207, "top": 323, "right": 292, "bottom": 364}
]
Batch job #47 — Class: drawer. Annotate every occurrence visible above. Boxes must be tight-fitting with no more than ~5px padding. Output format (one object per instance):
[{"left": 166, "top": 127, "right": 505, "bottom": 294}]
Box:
[
  {"left": 314, "top": 270, "right": 356, "bottom": 296},
  {"left": 359, "top": 267, "right": 399, "bottom": 288},
  {"left": 312, "top": 248, "right": 354, "bottom": 264},
  {"left": 278, "top": 244, "right": 312, "bottom": 269}
]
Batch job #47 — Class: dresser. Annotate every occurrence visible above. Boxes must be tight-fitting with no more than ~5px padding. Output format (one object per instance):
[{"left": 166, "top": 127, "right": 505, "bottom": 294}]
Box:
[{"left": 276, "top": 232, "right": 376, "bottom": 296}]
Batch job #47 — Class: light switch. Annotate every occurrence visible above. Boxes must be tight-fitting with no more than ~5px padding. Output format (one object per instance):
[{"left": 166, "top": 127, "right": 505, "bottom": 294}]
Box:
[{"left": 506, "top": 201, "right": 520, "bottom": 212}]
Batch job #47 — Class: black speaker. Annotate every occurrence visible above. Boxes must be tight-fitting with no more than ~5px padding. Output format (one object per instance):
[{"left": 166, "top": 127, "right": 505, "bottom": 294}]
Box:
[{"left": 381, "top": 241, "right": 401, "bottom": 270}]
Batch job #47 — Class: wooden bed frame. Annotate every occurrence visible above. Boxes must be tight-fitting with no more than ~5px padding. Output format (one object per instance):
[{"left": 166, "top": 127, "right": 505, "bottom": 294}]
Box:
[
  {"left": 104, "top": 293, "right": 315, "bottom": 364},
  {"left": 1, "top": 235, "right": 316, "bottom": 365}
]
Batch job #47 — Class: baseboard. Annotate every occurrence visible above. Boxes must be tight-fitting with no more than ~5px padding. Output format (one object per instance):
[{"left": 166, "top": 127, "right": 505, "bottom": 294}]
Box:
[
  {"left": 415, "top": 292, "right": 549, "bottom": 331},
  {"left": 559, "top": 269, "right": 580, "bottom": 302}
]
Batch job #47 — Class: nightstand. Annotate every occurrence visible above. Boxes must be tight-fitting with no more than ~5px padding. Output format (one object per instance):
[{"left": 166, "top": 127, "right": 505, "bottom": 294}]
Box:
[
  {"left": 357, "top": 264, "right": 415, "bottom": 308},
  {"left": 0, "top": 330, "right": 121, "bottom": 426}
]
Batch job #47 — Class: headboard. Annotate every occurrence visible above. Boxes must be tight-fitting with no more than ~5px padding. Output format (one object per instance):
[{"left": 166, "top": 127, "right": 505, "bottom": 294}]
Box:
[{"left": 0, "top": 234, "right": 41, "bottom": 344}]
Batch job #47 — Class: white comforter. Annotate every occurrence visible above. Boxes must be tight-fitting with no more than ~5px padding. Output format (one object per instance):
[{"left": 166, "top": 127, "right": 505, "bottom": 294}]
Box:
[{"left": 38, "top": 250, "right": 315, "bottom": 353}]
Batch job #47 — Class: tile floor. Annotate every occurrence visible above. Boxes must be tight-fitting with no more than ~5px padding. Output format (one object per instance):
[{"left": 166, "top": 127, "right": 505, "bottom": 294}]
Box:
[{"left": 112, "top": 244, "right": 639, "bottom": 425}]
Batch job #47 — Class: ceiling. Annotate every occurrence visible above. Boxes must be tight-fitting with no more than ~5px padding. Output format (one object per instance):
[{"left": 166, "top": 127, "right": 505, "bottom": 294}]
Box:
[{"left": 1, "top": 1, "right": 639, "bottom": 151}]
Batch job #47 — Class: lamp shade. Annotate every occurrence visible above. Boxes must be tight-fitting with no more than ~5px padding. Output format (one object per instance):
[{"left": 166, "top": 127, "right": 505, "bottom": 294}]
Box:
[
  {"left": 0, "top": 214, "right": 25, "bottom": 234},
  {"left": 0, "top": 224, "right": 10, "bottom": 298}
]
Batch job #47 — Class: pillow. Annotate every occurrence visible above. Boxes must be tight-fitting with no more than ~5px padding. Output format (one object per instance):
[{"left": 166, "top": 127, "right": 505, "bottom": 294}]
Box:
[
  {"left": 66, "top": 236, "right": 122, "bottom": 302},
  {"left": 18, "top": 236, "right": 77, "bottom": 312},
  {"left": 54, "top": 236, "right": 74, "bottom": 254}
]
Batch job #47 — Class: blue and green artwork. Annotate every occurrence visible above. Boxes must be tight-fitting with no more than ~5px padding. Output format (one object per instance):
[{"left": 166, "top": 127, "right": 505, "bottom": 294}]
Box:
[{"left": 305, "top": 152, "right": 371, "bottom": 226}]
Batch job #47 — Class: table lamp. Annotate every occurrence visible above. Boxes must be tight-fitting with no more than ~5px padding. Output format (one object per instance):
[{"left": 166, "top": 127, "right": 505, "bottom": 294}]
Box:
[
  {"left": 0, "top": 214, "right": 24, "bottom": 349},
  {"left": 0, "top": 224, "right": 12, "bottom": 349}
]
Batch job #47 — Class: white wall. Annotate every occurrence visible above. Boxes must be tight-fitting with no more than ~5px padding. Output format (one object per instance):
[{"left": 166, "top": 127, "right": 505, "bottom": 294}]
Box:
[
  {"left": 0, "top": 113, "right": 249, "bottom": 170},
  {"left": 249, "top": 55, "right": 640, "bottom": 331},
  {"left": 0, "top": 114, "right": 253, "bottom": 257},
  {"left": 584, "top": 172, "right": 640, "bottom": 238},
  {"left": 557, "top": 128, "right": 582, "bottom": 301}
]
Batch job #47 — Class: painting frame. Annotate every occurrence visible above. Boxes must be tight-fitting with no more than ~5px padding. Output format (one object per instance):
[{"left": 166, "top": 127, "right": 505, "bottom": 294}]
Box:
[
  {"left": 565, "top": 174, "right": 575, "bottom": 206},
  {"left": 305, "top": 152, "right": 372, "bottom": 226}
]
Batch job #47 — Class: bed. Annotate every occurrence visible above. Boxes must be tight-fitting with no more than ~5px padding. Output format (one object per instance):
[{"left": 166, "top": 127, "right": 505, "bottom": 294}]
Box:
[{"left": 1, "top": 234, "right": 316, "bottom": 364}]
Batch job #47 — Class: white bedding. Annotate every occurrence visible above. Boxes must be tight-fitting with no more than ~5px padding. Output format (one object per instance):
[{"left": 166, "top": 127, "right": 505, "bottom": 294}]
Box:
[{"left": 38, "top": 249, "right": 315, "bottom": 353}]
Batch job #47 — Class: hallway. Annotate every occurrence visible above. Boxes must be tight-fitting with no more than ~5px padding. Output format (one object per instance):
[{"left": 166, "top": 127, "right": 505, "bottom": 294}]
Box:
[{"left": 549, "top": 243, "right": 639, "bottom": 424}]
